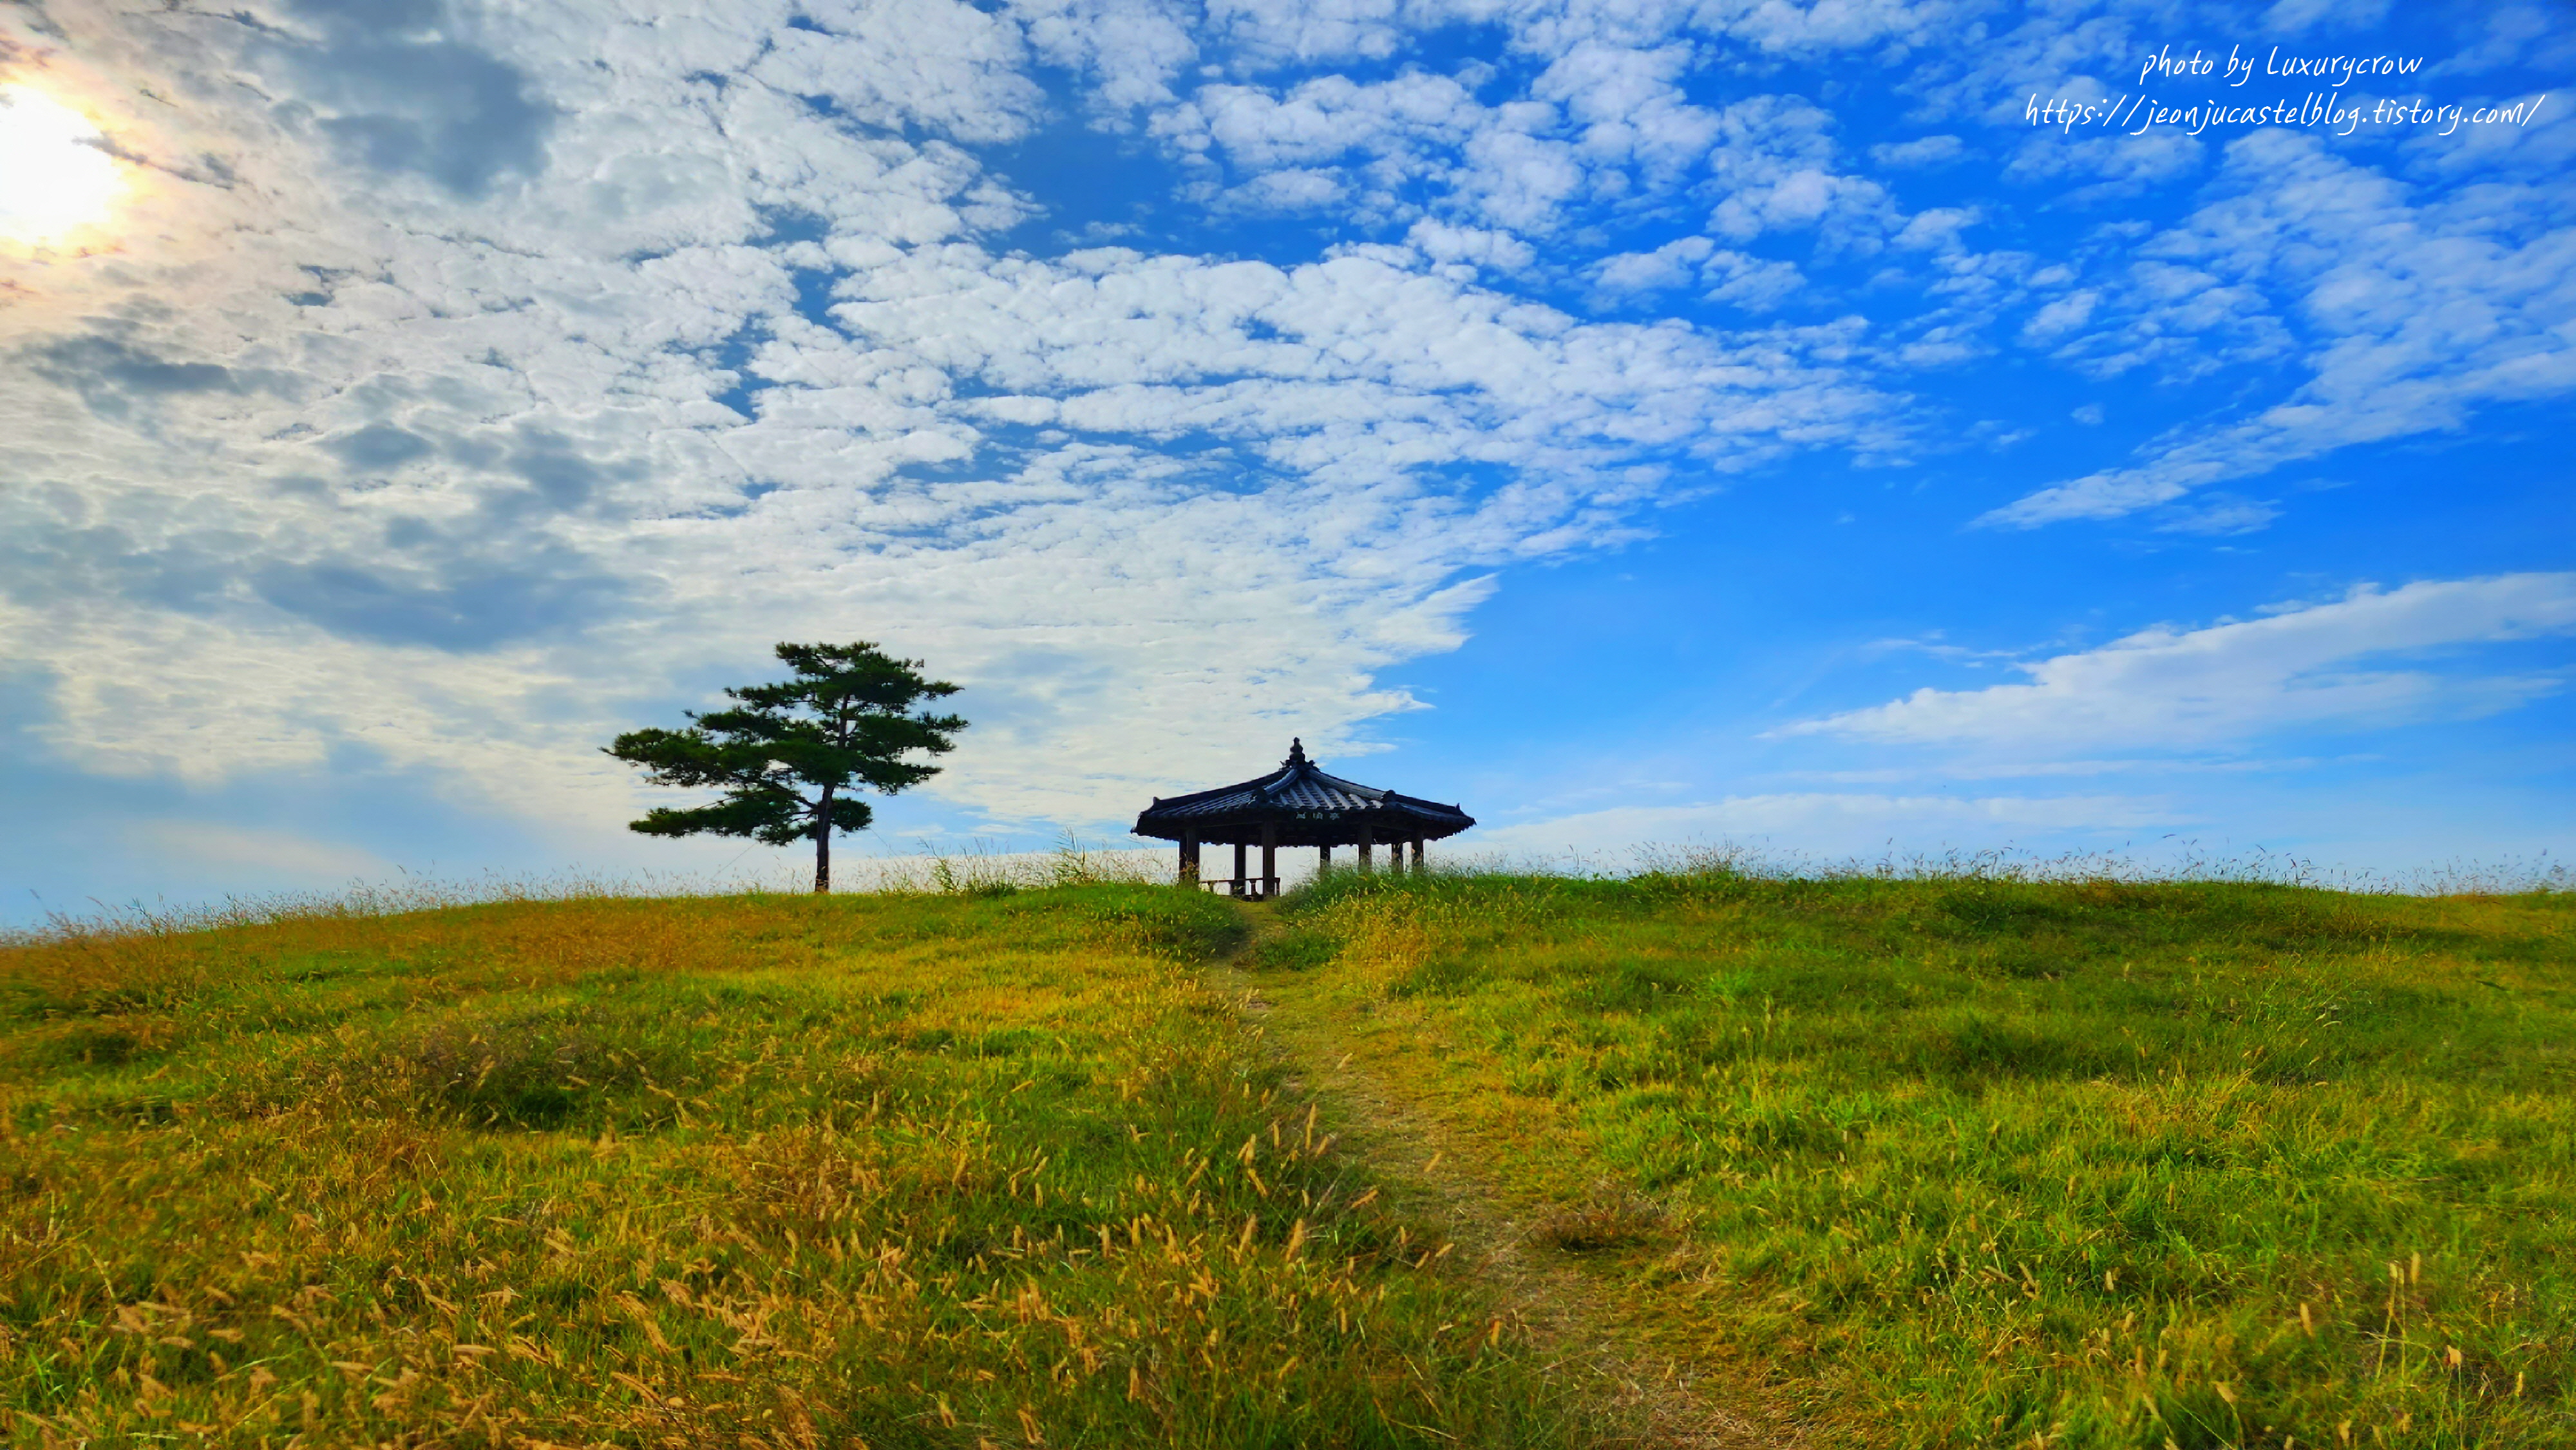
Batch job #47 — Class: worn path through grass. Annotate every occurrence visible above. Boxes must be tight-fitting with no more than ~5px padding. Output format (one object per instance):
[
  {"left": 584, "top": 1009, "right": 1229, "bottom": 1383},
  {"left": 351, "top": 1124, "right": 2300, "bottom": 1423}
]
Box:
[{"left": 1218, "top": 899, "right": 1801, "bottom": 1449}]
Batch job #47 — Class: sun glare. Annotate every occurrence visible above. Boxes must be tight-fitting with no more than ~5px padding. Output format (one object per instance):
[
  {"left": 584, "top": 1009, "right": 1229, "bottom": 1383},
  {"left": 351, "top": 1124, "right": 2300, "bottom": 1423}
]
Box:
[{"left": 0, "top": 84, "right": 126, "bottom": 246}]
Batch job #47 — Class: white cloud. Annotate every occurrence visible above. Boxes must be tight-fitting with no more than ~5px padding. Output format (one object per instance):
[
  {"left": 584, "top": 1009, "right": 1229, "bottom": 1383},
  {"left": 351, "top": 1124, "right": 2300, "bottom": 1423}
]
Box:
[
  {"left": 1011, "top": 0, "right": 1199, "bottom": 111},
  {"left": 5, "top": 0, "right": 2563, "bottom": 875},
  {"left": 1224, "top": 167, "right": 1347, "bottom": 210},
  {"left": 2017, "top": 285, "right": 2099, "bottom": 343},
  {"left": 748, "top": 0, "right": 1048, "bottom": 144},
  {"left": 1165, "top": 71, "right": 1484, "bottom": 173},
  {"left": 1702, "top": 249, "right": 1806, "bottom": 310},
  {"left": 2432, "top": 4, "right": 2576, "bottom": 77},
  {"left": 1530, "top": 40, "right": 1720, "bottom": 179},
  {"left": 1144, "top": 33, "right": 1938, "bottom": 254},
  {"left": 1471, "top": 791, "right": 2186, "bottom": 862},
  {"left": 1201, "top": 0, "right": 1424, "bottom": 68},
  {"left": 1703, "top": 95, "right": 1895, "bottom": 247},
  {"left": 1892, "top": 205, "right": 1977, "bottom": 252},
  {"left": 0, "top": 0, "right": 1915, "bottom": 842},
  {"left": 2001, "top": 131, "right": 2203, "bottom": 202},
  {"left": 2152, "top": 494, "right": 2280, "bottom": 536},
  {"left": 1869, "top": 134, "right": 1965, "bottom": 167},
  {"left": 1786, "top": 574, "right": 2576, "bottom": 753},
  {"left": 1795, "top": 757, "right": 2333, "bottom": 784},
  {"left": 1405, "top": 218, "right": 1537, "bottom": 272},
  {"left": 1700, "top": 0, "right": 1956, "bottom": 56},
  {"left": 1989, "top": 130, "right": 2576, "bottom": 527},
  {"left": 1591, "top": 238, "right": 1803, "bottom": 312},
  {"left": 2262, "top": 0, "right": 2389, "bottom": 33},
  {"left": 1449, "top": 124, "right": 1593, "bottom": 232},
  {"left": 123, "top": 822, "right": 395, "bottom": 885},
  {"left": 1591, "top": 236, "right": 1713, "bottom": 294}
]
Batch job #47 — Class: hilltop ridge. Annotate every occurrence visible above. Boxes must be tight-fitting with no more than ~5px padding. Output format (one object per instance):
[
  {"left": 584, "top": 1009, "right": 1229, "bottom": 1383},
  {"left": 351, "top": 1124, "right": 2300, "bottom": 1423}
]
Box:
[{"left": 3, "top": 871, "right": 2568, "bottom": 1447}]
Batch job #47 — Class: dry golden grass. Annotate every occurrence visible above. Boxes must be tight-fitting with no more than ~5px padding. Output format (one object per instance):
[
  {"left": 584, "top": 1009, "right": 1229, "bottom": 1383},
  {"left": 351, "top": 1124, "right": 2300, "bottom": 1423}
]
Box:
[{"left": 1, "top": 885, "right": 1594, "bottom": 1448}]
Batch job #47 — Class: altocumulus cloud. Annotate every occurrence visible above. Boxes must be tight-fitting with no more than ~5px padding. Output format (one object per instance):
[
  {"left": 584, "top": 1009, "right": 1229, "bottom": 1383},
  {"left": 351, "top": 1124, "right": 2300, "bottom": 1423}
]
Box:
[
  {"left": 1, "top": 0, "right": 2570, "bottom": 854},
  {"left": 1984, "top": 131, "right": 2576, "bottom": 529},
  {"left": 0, "top": 0, "right": 1908, "bottom": 832}
]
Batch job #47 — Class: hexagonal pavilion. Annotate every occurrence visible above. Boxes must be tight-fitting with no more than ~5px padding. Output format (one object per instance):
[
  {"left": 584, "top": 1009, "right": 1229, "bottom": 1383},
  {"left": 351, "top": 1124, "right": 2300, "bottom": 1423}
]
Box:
[{"left": 1132, "top": 739, "right": 1475, "bottom": 898}]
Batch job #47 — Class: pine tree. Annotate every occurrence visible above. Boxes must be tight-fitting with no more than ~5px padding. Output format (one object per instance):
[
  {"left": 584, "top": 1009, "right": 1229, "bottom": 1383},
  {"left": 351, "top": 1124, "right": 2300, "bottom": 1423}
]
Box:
[{"left": 605, "top": 642, "right": 965, "bottom": 892}]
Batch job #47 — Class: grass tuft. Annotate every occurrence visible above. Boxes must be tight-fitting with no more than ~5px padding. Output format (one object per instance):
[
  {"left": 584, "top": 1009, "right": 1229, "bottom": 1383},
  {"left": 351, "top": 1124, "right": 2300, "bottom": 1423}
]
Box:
[{"left": 1528, "top": 1185, "right": 1669, "bottom": 1256}]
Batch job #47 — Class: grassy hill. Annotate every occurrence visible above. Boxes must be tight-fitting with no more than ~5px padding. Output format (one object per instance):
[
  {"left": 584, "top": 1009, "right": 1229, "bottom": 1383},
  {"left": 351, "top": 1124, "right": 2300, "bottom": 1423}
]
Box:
[{"left": 2, "top": 869, "right": 2568, "bottom": 1447}]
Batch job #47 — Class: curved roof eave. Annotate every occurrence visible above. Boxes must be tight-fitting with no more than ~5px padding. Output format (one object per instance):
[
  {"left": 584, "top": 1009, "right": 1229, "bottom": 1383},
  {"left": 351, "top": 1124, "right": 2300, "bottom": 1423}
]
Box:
[{"left": 1132, "top": 739, "right": 1475, "bottom": 842}]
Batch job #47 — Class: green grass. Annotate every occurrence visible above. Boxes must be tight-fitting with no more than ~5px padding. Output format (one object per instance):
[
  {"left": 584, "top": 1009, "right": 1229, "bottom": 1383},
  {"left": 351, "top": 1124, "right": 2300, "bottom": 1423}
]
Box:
[
  {"left": 8, "top": 866, "right": 2569, "bottom": 1449},
  {"left": 1270, "top": 869, "right": 2575, "bottom": 1449},
  {"left": 0, "top": 885, "right": 1593, "bottom": 1447}
]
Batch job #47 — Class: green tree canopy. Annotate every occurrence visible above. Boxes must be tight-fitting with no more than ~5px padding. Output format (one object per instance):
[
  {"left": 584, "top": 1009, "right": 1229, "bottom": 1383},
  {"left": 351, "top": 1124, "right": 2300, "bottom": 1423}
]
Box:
[{"left": 605, "top": 642, "right": 965, "bottom": 892}]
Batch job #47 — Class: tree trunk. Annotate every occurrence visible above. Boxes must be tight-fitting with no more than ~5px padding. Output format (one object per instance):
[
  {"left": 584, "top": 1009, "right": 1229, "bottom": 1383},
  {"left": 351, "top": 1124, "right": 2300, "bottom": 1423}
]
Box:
[{"left": 814, "top": 785, "right": 834, "bottom": 894}]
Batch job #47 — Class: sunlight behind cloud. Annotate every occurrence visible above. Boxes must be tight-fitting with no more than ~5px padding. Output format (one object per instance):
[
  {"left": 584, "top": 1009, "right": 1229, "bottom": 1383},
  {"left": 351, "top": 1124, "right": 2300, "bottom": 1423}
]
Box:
[{"left": 0, "top": 84, "right": 124, "bottom": 246}]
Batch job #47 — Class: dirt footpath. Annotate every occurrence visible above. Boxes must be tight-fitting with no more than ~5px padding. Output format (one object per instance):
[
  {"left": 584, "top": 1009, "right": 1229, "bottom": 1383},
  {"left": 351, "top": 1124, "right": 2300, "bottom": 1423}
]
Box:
[{"left": 1218, "top": 901, "right": 1799, "bottom": 1449}]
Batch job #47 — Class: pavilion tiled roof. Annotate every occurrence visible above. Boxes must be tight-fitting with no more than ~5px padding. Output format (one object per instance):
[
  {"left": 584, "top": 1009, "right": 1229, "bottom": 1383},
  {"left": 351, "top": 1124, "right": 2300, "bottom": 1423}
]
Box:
[{"left": 1133, "top": 740, "right": 1474, "bottom": 846}]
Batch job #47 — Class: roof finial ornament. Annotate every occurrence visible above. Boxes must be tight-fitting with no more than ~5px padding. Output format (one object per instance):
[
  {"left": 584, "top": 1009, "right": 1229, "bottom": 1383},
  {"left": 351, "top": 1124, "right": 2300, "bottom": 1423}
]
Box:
[{"left": 1286, "top": 737, "right": 1307, "bottom": 766}]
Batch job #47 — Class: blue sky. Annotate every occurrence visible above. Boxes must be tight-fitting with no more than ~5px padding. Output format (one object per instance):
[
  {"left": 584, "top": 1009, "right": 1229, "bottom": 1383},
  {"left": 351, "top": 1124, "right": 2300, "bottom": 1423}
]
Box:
[{"left": 1, "top": 0, "right": 2570, "bottom": 918}]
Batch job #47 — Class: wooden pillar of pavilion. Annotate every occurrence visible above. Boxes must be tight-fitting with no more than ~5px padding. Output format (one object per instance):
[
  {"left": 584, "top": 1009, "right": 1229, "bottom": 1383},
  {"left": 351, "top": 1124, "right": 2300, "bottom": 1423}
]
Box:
[
  {"left": 1232, "top": 841, "right": 1248, "bottom": 898},
  {"left": 1357, "top": 820, "right": 1374, "bottom": 873},
  {"left": 1260, "top": 822, "right": 1279, "bottom": 899},
  {"left": 1411, "top": 837, "right": 1425, "bottom": 872},
  {"left": 1178, "top": 830, "right": 1200, "bottom": 887}
]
